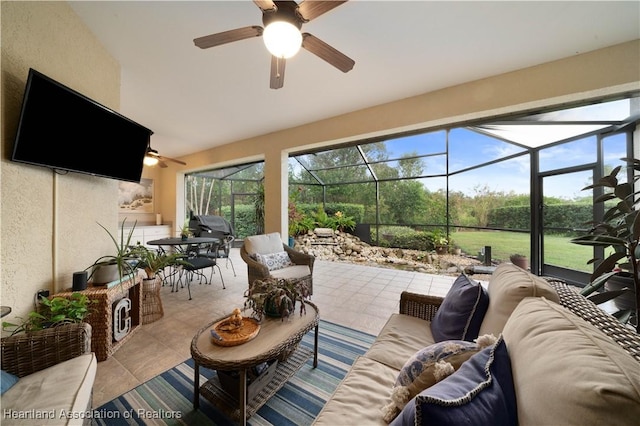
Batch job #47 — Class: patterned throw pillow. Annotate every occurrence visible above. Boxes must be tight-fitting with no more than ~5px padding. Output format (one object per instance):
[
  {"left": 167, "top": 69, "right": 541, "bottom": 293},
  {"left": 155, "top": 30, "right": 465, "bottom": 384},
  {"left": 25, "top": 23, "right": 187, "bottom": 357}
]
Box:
[
  {"left": 255, "top": 251, "right": 294, "bottom": 271},
  {"left": 391, "top": 336, "right": 517, "bottom": 426},
  {"left": 381, "top": 335, "right": 496, "bottom": 423},
  {"left": 431, "top": 274, "right": 489, "bottom": 342}
]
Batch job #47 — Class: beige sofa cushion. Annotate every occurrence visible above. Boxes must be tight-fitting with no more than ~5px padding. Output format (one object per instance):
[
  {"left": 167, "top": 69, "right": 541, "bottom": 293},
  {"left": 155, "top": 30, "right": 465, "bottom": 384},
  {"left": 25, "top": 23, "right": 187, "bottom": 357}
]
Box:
[
  {"left": 502, "top": 297, "right": 640, "bottom": 426},
  {"left": 313, "top": 356, "right": 396, "bottom": 426},
  {"left": 478, "top": 262, "right": 559, "bottom": 336},
  {"left": 365, "top": 313, "right": 435, "bottom": 371},
  {"left": 244, "top": 232, "right": 284, "bottom": 255},
  {"left": 2, "top": 353, "right": 97, "bottom": 425}
]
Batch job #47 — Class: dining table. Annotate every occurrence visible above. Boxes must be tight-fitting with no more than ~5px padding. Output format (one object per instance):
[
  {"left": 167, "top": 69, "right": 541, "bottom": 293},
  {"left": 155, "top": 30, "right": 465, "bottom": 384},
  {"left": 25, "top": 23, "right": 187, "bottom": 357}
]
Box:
[{"left": 146, "top": 236, "right": 223, "bottom": 296}]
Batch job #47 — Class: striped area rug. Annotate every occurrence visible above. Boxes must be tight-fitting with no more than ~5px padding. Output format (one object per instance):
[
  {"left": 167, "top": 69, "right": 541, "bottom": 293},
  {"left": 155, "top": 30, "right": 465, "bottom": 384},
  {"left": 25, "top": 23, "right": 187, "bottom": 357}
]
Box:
[{"left": 92, "top": 320, "right": 375, "bottom": 425}]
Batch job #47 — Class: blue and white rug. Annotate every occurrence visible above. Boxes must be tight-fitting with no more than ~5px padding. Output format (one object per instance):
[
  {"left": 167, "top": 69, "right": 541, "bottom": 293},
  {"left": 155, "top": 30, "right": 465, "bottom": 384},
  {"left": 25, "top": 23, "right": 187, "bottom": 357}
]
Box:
[{"left": 92, "top": 320, "right": 375, "bottom": 425}]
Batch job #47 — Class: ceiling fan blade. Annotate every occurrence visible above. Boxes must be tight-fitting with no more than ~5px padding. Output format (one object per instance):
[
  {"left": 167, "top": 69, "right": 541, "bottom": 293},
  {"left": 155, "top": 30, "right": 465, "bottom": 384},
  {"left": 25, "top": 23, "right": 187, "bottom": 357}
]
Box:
[
  {"left": 159, "top": 155, "right": 187, "bottom": 166},
  {"left": 253, "top": 0, "right": 277, "bottom": 12},
  {"left": 194, "top": 26, "right": 263, "bottom": 49},
  {"left": 301, "top": 33, "right": 354, "bottom": 73},
  {"left": 297, "top": 0, "right": 347, "bottom": 22},
  {"left": 158, "top": 160, "right": 168, "bottom": 168},
  {"left": 270, "top": 56, "right": 286, "bottom": 89}
]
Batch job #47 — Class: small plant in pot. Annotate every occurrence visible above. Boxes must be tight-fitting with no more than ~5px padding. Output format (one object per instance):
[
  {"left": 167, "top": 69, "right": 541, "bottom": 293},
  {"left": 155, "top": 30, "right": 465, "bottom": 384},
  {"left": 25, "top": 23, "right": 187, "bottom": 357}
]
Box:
[
  {"left": 130, "top": 244, "right": 188, "bottom": 280},
  {"left": 2, "top": 293, "right": 96, "bottom": 336},
  {"left": 244, "top": 278, "right": 311, "bottom": 322},
  {"left": 570, "top": 157, "right": 639, "bottom": 332},
  {"left": 509, "top": 254, "right": 528, "bottom": 270}
]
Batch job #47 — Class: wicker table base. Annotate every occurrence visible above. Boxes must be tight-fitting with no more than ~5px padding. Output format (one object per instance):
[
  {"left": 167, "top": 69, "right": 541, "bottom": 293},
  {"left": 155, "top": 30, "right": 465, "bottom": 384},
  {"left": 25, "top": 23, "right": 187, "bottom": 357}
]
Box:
[
  {"left": 200, "top": 346, "right": 312, "bottom": 421},
  {"left": 192, "top": 301, "right": 319, "bottom": 426}
]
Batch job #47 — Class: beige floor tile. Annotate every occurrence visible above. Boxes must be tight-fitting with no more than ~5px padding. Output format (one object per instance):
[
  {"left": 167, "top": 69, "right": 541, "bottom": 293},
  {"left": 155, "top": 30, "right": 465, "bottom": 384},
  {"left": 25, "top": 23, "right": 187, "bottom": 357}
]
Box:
[{"left": 91, "top": 248, "right": 458, "bottom": 408}]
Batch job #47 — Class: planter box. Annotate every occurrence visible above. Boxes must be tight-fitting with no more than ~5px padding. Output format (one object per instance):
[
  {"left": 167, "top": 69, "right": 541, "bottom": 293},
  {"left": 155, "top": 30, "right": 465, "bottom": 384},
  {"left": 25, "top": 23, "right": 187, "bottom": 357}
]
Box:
[{"left": 217, "top": 359, "right": 278, "bottom": 401}]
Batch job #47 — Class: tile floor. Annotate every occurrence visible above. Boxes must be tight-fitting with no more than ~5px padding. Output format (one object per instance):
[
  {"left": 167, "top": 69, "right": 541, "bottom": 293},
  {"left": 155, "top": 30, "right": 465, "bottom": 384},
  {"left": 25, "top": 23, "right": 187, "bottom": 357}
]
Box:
[{"left": 92, "top": 248, "right": 479, "bottom": 408}]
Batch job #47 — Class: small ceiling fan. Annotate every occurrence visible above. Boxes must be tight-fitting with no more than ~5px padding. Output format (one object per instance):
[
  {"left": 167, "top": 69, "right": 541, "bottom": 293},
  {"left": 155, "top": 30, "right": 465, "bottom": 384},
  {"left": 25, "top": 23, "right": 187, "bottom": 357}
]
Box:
[
  {"left": 144, "top": 144, "right": 186, "bottom": 168},
  {"left": 193, "top": 0, "right": 355, "bottom": 89}
]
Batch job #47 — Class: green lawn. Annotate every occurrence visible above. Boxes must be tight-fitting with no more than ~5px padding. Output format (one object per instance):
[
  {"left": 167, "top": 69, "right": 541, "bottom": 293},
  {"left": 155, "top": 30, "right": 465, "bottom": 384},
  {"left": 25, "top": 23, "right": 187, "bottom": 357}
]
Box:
[{"left": 451, "top": 231, "right": 592, "bottom": 272}]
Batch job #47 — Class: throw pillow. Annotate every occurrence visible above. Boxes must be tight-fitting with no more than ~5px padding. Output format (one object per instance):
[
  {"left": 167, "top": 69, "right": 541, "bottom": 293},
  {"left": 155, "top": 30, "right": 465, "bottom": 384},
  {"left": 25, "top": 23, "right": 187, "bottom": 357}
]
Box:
[
  {"left": 1, "top": 370, "right": 19, "bottom": 395},
  {"left": 381, "top": 335, "right": 497, "bottom": 423},
  {"left": 255, "top": 251, "right": 293, "bottom": 271},
  {"left": 431, "top": 274, "right": 489, "bottom": 342},
  {"left": 390, "top": 336, "right": 517, "bottom": 426}
]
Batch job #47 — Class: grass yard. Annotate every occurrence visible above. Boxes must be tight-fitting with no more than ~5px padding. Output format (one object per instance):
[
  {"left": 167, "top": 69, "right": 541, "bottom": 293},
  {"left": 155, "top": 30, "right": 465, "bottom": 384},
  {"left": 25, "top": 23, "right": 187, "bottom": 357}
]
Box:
[{"left": 451, "top": 230, "right": 592, "bottom": 272}]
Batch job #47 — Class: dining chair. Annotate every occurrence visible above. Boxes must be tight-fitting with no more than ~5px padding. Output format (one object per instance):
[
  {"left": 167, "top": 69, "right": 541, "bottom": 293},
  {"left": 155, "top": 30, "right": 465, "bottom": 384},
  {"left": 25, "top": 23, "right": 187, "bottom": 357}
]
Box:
[{"left": 176, "top": 244, "right": 226, "bottom": 300}]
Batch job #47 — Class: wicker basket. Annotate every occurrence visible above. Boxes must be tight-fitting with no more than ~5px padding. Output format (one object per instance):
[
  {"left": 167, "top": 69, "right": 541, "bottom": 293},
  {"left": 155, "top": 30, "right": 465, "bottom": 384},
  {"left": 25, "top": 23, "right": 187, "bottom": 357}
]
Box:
[{"left": 142, "top": 277, "right": 164, "bottom": 324}]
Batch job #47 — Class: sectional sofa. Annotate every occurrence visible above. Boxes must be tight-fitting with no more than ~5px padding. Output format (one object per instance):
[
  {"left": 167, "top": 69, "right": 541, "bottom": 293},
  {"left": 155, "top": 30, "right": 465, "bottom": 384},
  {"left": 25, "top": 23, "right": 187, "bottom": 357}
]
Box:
[{"left": 313, "top": 262, "right": 640, "bottom": 425}]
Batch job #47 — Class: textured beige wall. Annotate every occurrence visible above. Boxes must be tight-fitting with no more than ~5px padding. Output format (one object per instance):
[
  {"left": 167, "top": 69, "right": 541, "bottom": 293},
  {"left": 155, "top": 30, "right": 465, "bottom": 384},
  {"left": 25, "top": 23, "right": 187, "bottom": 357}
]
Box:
[
  {"left": 1, "top": 2, "right": 122, "bottom": 325},
  {"left": 164, "top": 40, "right": 640, "bottom": 237}
]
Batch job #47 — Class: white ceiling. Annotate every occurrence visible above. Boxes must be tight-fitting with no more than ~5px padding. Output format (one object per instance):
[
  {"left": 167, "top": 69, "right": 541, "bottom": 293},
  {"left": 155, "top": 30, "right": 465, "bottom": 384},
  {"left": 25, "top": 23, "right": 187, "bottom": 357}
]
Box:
[{"left": 69, "top": 1, "right": 640, "bottom": 160}]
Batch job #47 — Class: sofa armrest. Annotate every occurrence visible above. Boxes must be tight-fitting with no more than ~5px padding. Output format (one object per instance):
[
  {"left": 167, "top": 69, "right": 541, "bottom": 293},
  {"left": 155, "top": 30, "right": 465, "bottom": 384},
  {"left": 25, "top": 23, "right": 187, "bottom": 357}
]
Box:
[
  {"left": 399, "top": 291, "right": 444, "bottom": 321},
  {"left": 1, "top": 322, "right": 92, "bottom": 377},
  {"left": 240, "top": 245, "right": 270, "bottom": 276},
  {"left": 545, "top": 277, "right": 640, "bottom": 362}
]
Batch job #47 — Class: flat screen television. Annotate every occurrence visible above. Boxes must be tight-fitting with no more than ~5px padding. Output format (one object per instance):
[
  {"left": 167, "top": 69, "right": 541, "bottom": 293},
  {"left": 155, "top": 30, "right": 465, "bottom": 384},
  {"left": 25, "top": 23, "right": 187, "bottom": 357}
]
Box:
[{"left": 11, "top": 68, "right": 152, "bottom": 183}]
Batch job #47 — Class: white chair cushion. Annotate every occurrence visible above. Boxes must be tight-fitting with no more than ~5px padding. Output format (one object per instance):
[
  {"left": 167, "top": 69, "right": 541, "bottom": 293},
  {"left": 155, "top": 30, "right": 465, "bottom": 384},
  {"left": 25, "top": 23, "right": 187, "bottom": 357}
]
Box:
[
  {"left": 244, "top": 232, "right": 284, "bottom": 255},
  {"left": 2, "top": 353, "right": 97, "bottom": 425},
  {"left": 269, "top": 264, "right": 311, "bottom": 279}
]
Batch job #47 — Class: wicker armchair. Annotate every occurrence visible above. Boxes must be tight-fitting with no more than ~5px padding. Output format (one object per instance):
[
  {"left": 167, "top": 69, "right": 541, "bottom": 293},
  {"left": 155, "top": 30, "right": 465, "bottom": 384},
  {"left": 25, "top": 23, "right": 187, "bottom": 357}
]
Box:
[
  {"left": 1, "top": 322, "right": 92, "bottom": 377},
  {"left": 241, "top": 232, "right": 315, "bottom": 295}
]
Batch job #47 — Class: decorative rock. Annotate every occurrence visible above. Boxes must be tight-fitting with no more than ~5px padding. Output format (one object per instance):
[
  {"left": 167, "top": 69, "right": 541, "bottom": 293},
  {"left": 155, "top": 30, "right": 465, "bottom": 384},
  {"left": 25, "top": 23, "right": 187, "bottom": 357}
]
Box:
[{"left": 292, "top": 230, "right": 484, "bottom": 276}]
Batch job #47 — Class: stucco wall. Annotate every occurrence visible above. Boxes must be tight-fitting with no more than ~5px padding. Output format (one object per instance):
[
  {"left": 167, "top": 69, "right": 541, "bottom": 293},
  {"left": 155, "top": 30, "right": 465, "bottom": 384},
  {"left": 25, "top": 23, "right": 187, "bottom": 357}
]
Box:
[{"left": 1, "top": 2, "right": 123, "bottom": 325}]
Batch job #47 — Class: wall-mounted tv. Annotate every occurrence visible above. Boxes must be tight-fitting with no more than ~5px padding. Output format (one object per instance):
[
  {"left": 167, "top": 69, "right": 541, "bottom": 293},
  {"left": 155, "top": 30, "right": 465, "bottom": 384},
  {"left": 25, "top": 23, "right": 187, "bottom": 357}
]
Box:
[{"left": 11, "top": 68, "right": 152, "bottom": 183}]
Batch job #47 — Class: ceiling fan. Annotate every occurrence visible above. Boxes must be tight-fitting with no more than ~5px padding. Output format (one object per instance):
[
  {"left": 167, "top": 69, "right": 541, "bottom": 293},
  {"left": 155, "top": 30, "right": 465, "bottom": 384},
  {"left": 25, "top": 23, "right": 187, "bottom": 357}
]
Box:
[
  {"left": 144, "top": 144, "right": 186, "bottom": 168},
  {"left": 193, "top": 0, "right": 355, "bottom": 89}
]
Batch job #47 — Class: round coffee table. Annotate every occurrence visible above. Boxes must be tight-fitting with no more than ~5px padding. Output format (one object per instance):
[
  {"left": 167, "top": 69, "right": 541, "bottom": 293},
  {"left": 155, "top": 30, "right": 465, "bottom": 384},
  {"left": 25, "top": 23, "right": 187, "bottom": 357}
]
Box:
[{"left": 191, "top": 301, "right": 319, "bottom": 424}]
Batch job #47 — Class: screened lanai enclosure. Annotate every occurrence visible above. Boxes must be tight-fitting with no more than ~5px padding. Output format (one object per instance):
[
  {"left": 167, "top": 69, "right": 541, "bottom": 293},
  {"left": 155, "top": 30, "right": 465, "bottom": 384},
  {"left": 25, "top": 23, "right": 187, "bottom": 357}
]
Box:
[{"left": 185, "top": 94, "right": 640, "bottom": 286}]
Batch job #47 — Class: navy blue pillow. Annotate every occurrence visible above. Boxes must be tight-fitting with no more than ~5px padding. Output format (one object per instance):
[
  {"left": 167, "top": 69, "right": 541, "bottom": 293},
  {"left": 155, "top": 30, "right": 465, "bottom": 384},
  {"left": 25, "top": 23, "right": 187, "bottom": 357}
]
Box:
[
  {"left": 391, "top": 336, "right": 517, "bottom": 426},
  {"left": 431, "top": 274, "right": 489, "bottom": 342}
]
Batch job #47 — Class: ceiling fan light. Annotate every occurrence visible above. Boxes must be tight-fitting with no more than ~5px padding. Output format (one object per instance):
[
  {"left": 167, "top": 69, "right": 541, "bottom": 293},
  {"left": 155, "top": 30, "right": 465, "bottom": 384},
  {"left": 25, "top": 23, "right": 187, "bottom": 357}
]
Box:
[
  {"left": 144, "top": 155, "right": 159, "bottom": 166},
  {"left": 263, "top": 21, "right": 302, "bottom": 58}
]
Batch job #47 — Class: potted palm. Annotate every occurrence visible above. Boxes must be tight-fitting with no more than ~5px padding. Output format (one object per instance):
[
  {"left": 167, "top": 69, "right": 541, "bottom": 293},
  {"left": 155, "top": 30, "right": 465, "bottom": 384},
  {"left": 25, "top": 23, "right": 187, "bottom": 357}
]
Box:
[
  {"left": 570, "top": 157, "right": 639, "bottom": 332},
  {"left": 129, "top": 244, "right": 188, "bottom": 323}
]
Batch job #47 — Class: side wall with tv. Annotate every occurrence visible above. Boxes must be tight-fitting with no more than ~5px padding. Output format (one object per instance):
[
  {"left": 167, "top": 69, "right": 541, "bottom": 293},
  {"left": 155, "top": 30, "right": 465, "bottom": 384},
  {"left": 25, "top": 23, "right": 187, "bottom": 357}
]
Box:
[{"left": 0, "top": 2, "right": 151, "bottom": 323}]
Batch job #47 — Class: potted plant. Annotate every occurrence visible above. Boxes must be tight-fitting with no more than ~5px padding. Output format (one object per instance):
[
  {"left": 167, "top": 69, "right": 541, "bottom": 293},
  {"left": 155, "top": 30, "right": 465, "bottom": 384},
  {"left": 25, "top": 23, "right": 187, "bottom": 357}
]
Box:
[
  {"left": 129, "top": 244, "right": 188, "bottom": 323},
  {"left": 87, "top": 219, "right": 139, "bottom": 285},
  {"left": 570, "top": 157, "right": 639, "bottom": 332},
  {"left": 432, "top": 231, "right": 448, "bottom": 255},
  {"left": 509, "top": 254, "right": 528, "bottom": 270},
  {"left": 179, "top": 218, "right": 193, "bottom": 240},
  {"left": 244, "top": 278, "right": 311, "bottom": 322},
  {"left": 2, "top": 293, "right": 95, "bottom": 336},
  {"left": 130, "top": 244, "right": 187, "bottom": 280}
]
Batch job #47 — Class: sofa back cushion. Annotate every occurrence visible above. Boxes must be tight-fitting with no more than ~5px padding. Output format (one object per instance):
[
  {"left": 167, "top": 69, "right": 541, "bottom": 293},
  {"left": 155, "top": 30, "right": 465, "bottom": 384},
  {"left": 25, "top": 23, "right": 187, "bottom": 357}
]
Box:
[
  {"left": 478, "top": 262, "right": 559, "bottom": 336},
  {"left": 502, "top": 297, "right": 640, "bottom": 426},
  {"left": 244, "top": 232, "right": 284, "bottom": 255}
]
